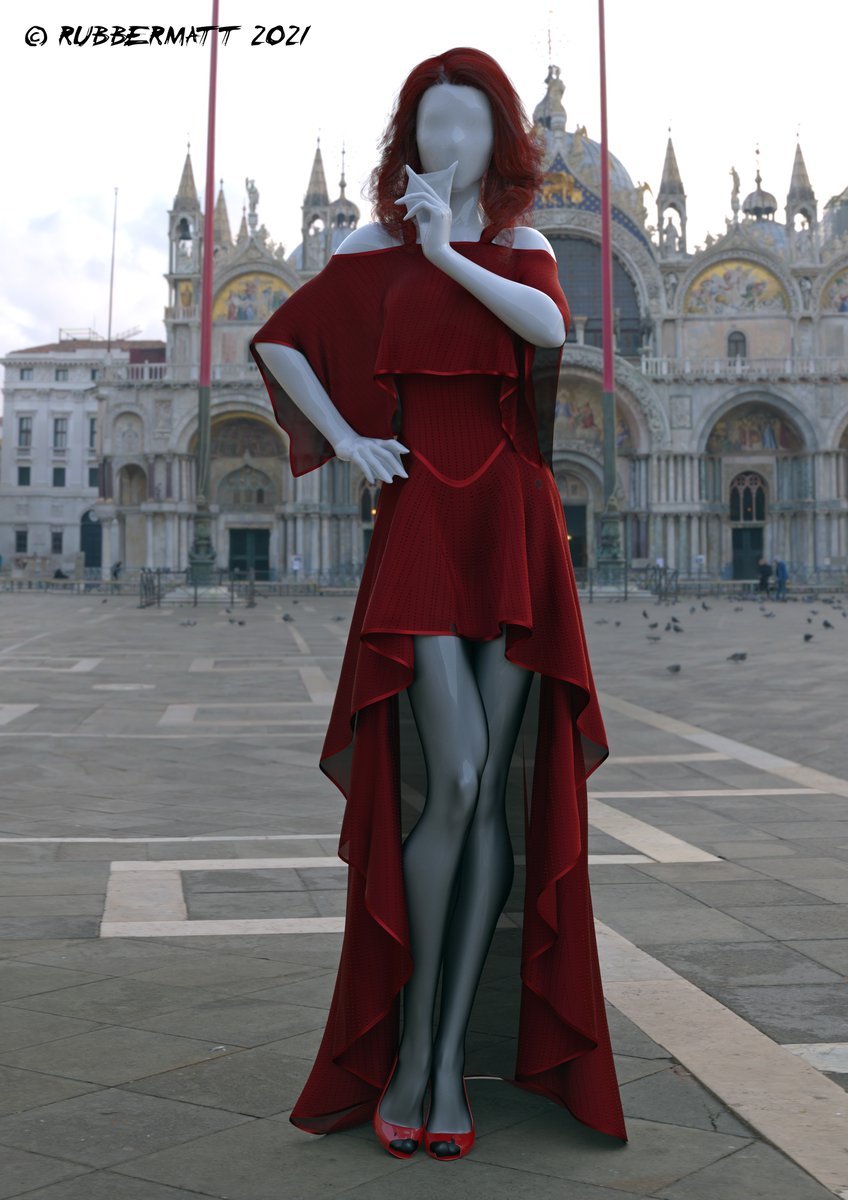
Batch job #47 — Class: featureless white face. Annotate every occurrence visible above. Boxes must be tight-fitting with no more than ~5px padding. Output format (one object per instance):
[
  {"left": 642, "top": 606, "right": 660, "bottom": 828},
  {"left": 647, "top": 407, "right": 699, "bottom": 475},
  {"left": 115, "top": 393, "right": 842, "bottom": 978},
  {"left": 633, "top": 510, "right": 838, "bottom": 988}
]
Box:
[{"left": 415, "top": 83, "right": 493, "bottom": 190}]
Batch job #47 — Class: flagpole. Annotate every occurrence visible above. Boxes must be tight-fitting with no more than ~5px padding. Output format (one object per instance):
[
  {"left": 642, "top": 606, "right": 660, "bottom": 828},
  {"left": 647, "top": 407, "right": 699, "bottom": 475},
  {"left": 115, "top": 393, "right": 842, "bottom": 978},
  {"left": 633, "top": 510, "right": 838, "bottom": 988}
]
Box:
[
  {"left": 597, "top": 0, "right": 624, "bottom": 579},
  {"left": 188, "top": 0, "right": 220, "bottom": 584}
]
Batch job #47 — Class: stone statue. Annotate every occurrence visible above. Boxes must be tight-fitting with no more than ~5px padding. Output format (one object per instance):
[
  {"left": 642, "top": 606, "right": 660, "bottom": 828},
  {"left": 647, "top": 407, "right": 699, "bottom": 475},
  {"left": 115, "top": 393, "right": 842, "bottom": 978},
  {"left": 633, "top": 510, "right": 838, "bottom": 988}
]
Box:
[
  {"left": 245, "top": 178, "right": 259, "bottom": 234},
  {"left": 730, "top": 167, "right": 740, "bottom": 223},
  {"left": 662, "top": 216, "right": 679, "bottom": 254},
  {"left": 664, "top": 271, "right": 678, "bottom": 307}
]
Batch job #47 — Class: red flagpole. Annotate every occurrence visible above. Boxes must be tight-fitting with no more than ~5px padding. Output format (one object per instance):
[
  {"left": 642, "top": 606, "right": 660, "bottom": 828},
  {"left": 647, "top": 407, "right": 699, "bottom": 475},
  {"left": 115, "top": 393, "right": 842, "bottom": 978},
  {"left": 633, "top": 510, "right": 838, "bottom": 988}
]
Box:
[{"left": 598, "top": 0, "right": 617, "bottom": 514}]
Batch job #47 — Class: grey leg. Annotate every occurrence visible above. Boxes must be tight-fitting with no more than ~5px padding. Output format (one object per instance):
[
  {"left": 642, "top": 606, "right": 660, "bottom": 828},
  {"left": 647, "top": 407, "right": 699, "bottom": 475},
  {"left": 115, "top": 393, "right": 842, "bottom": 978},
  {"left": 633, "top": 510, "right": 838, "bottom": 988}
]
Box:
[
  {"left": 428, "top": 629, "right": 534, "bottom": 1137},
  {"left": 377, "top": 633, "right": 489, "bottom": 1135}
]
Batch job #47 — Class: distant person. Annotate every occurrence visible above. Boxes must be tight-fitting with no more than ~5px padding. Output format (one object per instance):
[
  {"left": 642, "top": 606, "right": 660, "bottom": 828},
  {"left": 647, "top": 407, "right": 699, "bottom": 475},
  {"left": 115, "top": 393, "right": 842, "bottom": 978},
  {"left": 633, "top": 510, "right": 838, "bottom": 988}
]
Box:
[
  {"left": 774, "top": 557, "right": 788, "bottom": 600},
  {"left": 53, "top": 568, "right": 68, "bottom": 579},
  {"left": 111, "top": 561, "right": 122, "bottom": 580},
  {"left": 757, "top": 556, "right": 773, "bottom": 594}
]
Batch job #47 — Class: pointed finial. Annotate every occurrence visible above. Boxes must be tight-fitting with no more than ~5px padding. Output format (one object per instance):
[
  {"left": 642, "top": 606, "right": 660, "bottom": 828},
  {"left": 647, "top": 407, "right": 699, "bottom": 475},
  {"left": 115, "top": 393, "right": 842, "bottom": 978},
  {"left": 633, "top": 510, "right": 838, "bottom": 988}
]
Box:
[{"left": 339, "top": 141, "right": 347, "bottom": 195}]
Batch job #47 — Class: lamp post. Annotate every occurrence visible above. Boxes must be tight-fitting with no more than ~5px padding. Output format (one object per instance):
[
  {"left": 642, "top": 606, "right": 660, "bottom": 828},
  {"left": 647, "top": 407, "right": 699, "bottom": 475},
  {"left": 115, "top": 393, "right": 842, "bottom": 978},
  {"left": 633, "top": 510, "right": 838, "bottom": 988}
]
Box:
[{"left": 187, "top": 0, "right": 220, "bottom": 585}]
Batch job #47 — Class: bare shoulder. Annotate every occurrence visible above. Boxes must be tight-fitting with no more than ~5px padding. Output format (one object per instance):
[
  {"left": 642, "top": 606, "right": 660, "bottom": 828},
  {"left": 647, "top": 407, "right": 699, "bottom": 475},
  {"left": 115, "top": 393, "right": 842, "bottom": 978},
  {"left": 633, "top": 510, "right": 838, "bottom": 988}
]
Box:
[
  {"left": 493, "top": 226, "right": 557, "bottom": 258},
  {"left": 334, "top": 222, "right": 402, "bottom": 255}
]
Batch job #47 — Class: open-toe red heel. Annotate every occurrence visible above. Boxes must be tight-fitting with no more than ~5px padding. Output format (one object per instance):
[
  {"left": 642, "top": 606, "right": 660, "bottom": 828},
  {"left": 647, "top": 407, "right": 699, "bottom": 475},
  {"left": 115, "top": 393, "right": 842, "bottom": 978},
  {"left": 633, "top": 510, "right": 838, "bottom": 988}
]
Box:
[
  {"left": 373, "top": 1055, "right": 427, "bottom": 1159},
  {"left": 424, "top": 1077, "right": 475, "bottom": 1161}
]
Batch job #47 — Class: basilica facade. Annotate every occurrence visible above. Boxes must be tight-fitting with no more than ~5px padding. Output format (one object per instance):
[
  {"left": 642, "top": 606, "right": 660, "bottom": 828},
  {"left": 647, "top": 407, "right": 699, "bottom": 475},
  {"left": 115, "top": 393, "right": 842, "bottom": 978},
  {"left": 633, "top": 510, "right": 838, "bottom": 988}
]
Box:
[{"left": 6, "top": 64, "right": 846, "bottom": 583}]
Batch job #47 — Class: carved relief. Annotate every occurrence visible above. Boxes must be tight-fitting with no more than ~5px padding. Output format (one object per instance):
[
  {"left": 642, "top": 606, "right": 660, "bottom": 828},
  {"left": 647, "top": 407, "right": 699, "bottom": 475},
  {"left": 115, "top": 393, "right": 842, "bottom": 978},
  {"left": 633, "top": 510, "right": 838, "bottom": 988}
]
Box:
[{"left": 114, "top": 413, "right": 144, "bottom": 453}]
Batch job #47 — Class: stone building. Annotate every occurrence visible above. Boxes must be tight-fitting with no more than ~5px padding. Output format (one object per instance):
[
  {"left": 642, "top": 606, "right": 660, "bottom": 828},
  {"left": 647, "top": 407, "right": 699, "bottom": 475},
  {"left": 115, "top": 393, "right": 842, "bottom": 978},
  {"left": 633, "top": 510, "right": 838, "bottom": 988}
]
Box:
[{"left": 3, "top": 64, "right": 847, "bottom": 582}]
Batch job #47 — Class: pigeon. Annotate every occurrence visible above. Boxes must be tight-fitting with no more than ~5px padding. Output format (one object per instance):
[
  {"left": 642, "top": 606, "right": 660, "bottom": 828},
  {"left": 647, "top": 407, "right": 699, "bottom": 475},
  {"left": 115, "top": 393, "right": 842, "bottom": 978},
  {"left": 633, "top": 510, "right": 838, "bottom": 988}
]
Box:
[
  {"left": 179, "top": 619, "right": 197, "bottom": 627},
  {"left": 803, "top": 633, "right": 814, "bottom": 642},
  {"left": 823, "top": 619, "right": 834, "bottom": 629},
  {"left": 292, "top": 599, "right": 299, "bottom": 604},
  {"left": 806, "top": 617, "right": 813, "bottom": 624},
  {"left": 701, "top": 602, "right": 711, "bottom": 611},
  {"left": 811, "top": 608, "right": 819, "bottom": 615},
  {"left": 228, "top": 618, "right": 237, "bottom": 624},
  {"left": 763, "top": 611, "right": 776, "bottom": 618},
  {"left": 672, "top": 624, "right": 684, "bottom": 633},
  {"left": 647, "top": 635, "right": 662, "bottom": 642},
  {"left": 649, "top": 622, "right": 659, "bottom": 629},
  {"left": 595, "top": 619, "right": 609, "bottom": 625},
  {"left": 225, "top": 607, "right": 232, "bottom": 613},
  {"left": 282, "top": 613, "right": 294, "bottom": 622},
  {"left": 727, "top": 651, "right": 747, "bottom": 661},
  {"left": 642, "top": 610, "right": 649, "bottom": 619},
  {"left": 614, "top": 620, "right": 621, "bottom": 627},
  {"left": 666, "top": 664, "right": 682, "bottom": 673},
  {"left": 237, "top": 620, "right": 246, "bottom": 626},
  {"left": 333, "top": 615, "right": 345, "bottom": 621},
  {"left": 734, "top": 606, "right": 744, "bottom": 613},
  {"left": 665, "top": 621, "right": 673, "bottom": 632},
  {"left": 689, "top": 606, "right": 696, "bottom": 614},
  {"left": 101, "top": 598, "right": 108, "bottom": 603}
]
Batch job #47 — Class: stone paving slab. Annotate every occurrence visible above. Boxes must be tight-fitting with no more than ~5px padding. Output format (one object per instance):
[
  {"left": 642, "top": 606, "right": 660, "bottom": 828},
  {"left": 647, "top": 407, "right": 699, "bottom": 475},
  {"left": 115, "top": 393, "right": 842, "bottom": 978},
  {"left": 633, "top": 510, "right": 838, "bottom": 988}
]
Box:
[{"left": 0, "top": 594, "right": 846, "bottom": 1199}]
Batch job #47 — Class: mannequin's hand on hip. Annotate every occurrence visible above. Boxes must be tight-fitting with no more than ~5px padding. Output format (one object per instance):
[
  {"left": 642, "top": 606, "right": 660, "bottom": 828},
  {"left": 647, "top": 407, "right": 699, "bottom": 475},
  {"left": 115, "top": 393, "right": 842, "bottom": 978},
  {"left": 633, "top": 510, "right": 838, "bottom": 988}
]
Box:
[{"left": 334, "top": 432, "right": 410, "bottom": 486}]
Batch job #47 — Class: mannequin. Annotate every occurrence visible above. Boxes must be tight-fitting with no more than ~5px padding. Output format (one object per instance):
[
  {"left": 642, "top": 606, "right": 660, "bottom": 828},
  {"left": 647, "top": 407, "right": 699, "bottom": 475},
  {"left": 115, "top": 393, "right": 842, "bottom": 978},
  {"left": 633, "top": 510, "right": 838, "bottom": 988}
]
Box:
[{"left": 252, "top": 47, "right": 628, "bottom": 1161}]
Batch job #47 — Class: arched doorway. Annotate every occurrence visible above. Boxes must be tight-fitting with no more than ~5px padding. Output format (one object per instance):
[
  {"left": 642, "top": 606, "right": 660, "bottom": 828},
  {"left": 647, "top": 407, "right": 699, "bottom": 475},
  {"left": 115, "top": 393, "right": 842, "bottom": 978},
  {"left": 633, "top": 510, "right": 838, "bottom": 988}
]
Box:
[
  {"left": 115, "top": 464, "right": 148, "bottom": 567},
  {"left": 729, "top": 471, "right": 767, "bottom": 579},
  {"left": 561, "top": 474, "right": 590, "bottom": 568},
  {"left": 79, "top": 510, "right": 102, "bottom": 569}
]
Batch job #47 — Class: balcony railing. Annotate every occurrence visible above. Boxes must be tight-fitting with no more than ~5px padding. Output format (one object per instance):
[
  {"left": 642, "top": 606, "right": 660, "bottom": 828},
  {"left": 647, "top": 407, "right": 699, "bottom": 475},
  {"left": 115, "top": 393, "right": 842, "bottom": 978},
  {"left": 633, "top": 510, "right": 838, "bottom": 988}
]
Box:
[
  {"left": 105, "top": 362, "right": 261, "bottom": 384},
  {"left": 641, "top": 356, "right": 848, "bottom": 382}
]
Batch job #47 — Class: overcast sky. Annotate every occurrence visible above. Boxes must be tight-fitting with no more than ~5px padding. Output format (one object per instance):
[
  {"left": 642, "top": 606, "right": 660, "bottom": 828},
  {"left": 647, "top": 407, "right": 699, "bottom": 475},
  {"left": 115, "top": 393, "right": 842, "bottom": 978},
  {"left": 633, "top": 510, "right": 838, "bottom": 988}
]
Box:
[{"left": 1, "top": 0, "right": 844, "bottom": 381}]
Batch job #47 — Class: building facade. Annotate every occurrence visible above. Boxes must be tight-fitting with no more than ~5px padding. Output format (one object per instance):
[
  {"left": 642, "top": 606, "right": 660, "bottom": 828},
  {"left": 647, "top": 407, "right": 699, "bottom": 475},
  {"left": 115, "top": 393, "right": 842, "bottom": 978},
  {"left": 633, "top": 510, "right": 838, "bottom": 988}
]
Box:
[{"left": 3, "top": 64, "right": 847, "bottom": 582}]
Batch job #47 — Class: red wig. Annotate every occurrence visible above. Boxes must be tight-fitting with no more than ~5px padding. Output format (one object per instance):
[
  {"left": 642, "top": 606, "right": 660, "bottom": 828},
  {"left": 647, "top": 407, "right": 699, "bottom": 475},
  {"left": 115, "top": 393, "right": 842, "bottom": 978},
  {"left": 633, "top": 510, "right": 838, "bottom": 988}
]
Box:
[{"left": 369, "top": 47, "right": 544, "bottom": 245}]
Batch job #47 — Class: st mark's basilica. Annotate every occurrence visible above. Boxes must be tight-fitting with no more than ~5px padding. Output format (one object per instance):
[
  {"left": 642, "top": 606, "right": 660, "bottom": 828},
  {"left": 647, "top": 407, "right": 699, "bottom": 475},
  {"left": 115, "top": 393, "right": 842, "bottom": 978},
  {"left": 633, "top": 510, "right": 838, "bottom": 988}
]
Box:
[{"left": 3, "top": 63, "right": 848, "bottom": 582}]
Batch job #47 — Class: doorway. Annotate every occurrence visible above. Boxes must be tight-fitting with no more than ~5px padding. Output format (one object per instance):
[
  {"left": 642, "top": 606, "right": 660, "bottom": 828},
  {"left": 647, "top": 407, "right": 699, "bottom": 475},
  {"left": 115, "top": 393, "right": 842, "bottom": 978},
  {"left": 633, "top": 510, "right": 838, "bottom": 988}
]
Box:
[
  {"left": 732, "top": 526, "right": 764, "bottom": 579},
  {"left": 79, "top": 510, "right": 102, "bottom": 569},
  {"left": 229, "top": 528, "right": 270, "bottom": 579},
  {"left": 563, "top": 504, "right": 588, "bottom": 568}
]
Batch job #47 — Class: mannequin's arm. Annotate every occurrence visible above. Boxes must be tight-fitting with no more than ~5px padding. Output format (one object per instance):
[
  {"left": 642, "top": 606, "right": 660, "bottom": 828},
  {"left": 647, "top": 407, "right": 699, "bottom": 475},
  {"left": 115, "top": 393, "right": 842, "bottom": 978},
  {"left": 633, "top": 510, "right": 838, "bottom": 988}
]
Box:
[
  {"left": 397, "top": 168, "right": 565, "bottom": 348},
  {"left": 428, "top": 244, "right": 565, "bottom": 347},
  {"left": 253, "top": 342, "right": 409, "bottom": 484}
]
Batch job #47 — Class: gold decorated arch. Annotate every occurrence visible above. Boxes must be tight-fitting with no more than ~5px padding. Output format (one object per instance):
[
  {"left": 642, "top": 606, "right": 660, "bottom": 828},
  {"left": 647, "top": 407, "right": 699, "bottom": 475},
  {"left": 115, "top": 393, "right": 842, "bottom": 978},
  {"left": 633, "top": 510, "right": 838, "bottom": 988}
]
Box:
[
  {"left": 684, "top": 260, "right": 788, "bottom": 315},
  {"left": 212, "top": 272, "right": 293, "bottom": 323},
  {"left": 823, "top": 269, "right": 848, "bottom": 313},
  {"left": 706, "top": 403, "right": 803, "bottom": 454}
]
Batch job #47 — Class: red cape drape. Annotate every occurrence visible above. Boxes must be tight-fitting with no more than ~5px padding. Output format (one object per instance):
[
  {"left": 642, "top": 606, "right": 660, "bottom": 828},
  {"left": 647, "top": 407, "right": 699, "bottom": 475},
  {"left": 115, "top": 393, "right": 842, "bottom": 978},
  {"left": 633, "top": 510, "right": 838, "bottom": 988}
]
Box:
[{"left": 250, "top": 240, "right": 628, "bottom": 1144}]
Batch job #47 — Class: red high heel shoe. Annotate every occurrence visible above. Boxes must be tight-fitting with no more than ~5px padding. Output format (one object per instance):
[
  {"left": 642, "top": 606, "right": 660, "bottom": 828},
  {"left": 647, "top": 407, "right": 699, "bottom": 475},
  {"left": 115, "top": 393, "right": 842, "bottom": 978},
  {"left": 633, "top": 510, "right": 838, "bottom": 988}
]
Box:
[
  {"left": 373, "top": 1055, "right": 427, "bottom": 1159},
  {"left": 423, "top": 1077, "right": 475, "bottom": 1161}
]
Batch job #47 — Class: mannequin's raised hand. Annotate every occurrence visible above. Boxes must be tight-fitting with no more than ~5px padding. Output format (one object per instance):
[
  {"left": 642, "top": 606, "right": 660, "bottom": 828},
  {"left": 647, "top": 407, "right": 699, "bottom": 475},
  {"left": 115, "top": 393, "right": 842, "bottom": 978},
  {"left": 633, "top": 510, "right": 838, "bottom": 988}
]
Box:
[
  {"left": 333, "top": 431, "right": 410, "bottom": 486},
  {"left": 395, "top": 163, "right": 457, "bottom": 264}
]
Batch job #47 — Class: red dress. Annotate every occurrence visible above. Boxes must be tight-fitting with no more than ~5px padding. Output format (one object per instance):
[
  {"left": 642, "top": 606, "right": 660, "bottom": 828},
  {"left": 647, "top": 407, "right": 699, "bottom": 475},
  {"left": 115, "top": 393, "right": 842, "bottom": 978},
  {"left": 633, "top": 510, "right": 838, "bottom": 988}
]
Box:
[{"left": 250, "top": 233, "right": 628, "bottom": 1144}]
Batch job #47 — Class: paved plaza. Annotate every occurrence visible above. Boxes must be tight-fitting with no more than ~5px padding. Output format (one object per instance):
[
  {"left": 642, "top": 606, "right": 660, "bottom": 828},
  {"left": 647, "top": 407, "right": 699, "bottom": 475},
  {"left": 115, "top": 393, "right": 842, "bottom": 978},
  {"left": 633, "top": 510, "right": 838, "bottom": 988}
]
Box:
[{"left": 0, "top": 588, "right": 846, "bottom": 1199}]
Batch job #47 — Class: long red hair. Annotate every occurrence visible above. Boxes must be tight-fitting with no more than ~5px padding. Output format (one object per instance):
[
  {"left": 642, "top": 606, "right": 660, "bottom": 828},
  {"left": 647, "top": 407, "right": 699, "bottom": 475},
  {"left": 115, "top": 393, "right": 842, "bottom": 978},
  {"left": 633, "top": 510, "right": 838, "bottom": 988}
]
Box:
[{"left": 369, "top": 47, "right": 544, "bottom": 244}]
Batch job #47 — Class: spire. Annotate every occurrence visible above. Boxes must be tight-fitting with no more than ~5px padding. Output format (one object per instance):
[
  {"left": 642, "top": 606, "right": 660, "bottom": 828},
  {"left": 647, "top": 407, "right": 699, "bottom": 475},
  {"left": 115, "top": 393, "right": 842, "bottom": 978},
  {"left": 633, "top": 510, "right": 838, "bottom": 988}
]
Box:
[
  {"left": 659, "top": 136, "right": 685, "bottom": 198},
  {"left": 305, "top": 138, "right": 330, "bottom": 207},
  {"left": 236, "top": 206, "right": 249, "bottom": 246},
  {"left": 788, "top": 142, "right": 815, "bottom": 204},
  {"left": 338, "top": 142, "right": 347, "bottom": 199},
  {"left": 657, "top": 131, "right": 687, "bottom": 255},
  {"left": 213, "top": 180, "right": 232, "bottom": 249},
  {"left": 174, "top": 147, "right": 199, "bottom": 209}
]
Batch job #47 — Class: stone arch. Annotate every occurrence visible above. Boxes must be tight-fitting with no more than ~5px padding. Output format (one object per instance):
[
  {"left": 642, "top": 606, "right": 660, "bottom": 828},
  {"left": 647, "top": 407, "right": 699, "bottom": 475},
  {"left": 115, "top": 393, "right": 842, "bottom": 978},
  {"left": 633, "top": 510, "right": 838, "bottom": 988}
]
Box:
[
  {"left": 551, "top": 453, "right": 604, "bottom": 570},
  {"left": 113, "top": 411, "right": 144, "bottom": 454},
  {"left": 216, "top": 464, "right": 276, "bottom": 508},
  {"left": 175, "top": 399, "right": 284, "bottom": 454},
  {"left": 116, "top": 463, "right": 147, "bottom": 506},
  {"left": 554, "top": 369, "right": 644, "bottom": 458},
  {"left": 682, "top": 257, "right": 791, "bottom": 316},
  {"left": 557, "top": 345, "right": 670, "bottom": 450},
  {"left": 819, "top": 260, "right": 848, "bottom": 313},
  {"left": 695, "top": 388, "right": 816, "bottom": 455}
]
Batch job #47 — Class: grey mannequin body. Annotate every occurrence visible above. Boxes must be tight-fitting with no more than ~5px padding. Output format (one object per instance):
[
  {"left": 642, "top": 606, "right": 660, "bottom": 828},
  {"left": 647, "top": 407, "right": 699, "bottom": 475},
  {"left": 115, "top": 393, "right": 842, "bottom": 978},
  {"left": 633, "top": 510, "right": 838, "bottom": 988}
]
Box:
[{"left": 254, "top": 82, "right": 565, "bottom": 1154}]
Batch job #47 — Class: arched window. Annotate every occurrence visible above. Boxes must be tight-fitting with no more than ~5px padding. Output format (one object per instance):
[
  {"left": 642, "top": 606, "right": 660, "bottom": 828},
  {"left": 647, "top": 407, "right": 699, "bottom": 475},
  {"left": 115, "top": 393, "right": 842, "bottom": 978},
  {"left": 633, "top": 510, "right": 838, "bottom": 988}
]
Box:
[
  {"left": 730, "top": 471, "right": 766, "bottom": 522},
  {"left": 728, "top": 331, "right": 747, "bottom": 359}
]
